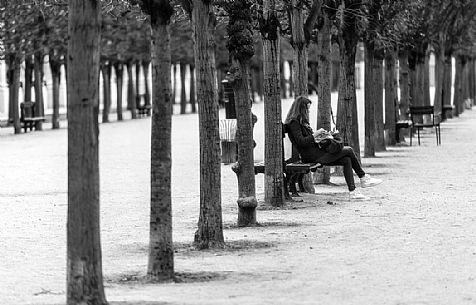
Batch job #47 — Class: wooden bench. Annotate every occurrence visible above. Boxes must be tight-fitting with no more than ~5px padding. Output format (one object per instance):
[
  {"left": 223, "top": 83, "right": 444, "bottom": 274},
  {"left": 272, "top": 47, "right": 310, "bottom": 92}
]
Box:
[
  {"left": 20, "top": 101, "right": 45, "bottom": 132},
  {"left": 136, "top": 94, "right": 151, "bottom": 117},
  {"left": 254, "top": 124, "right": 322, "bottom": 199},
  {"left": 409, "top": 105, "right": 441, "bottom": 146}
]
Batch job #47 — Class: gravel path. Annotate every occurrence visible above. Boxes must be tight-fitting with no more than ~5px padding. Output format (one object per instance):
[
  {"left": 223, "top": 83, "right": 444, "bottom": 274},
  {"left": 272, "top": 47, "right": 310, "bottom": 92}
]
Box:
[{"left": 1, "top": 100, "right": 475, "bottom": 305}]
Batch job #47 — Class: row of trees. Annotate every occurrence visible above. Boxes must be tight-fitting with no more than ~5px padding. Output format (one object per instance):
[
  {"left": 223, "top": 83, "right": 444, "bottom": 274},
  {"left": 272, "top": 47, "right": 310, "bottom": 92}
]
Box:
[{"left": 3, "top": 0, "right": 476, "bottom": 304}]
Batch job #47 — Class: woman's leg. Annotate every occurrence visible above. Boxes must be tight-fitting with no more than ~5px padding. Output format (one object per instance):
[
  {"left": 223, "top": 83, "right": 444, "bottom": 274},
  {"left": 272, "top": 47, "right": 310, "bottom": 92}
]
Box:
[
  {"left": 323, "top": 156, "right": 355, "bottom": 191},
  {"left": 340, "top": 147, "right": 365, "bottom": 178}
]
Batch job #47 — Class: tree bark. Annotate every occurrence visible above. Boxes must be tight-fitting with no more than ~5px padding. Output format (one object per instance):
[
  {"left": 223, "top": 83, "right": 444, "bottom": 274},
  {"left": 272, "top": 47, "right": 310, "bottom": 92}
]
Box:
[
  {"left": 135, "top": 61, "right": 141, "bottom": 101},
  {"left": 453, "top": 55, "right": 463, "bottom": 117},
  {"left": 127, "top": 62, "right": 137, "bottom": 119},
  {"left": 101, "top": 62, "right": 112, "bottom": 123},
  {"left": 442, "top": 54, "right": 452, "bottom": 115},
  {"left": 114, "top": 62, "right": 124, "bottom": 121},
  {"left": 146, "top": 2, "right": 175, "bottom": 280},
  {"left": 408, "top": 52, "right": 419, "bottom": 107},
  {"left": 230, "top": 59, "right": 257, "bottom": 226},
  {"left": 280, "top": 61, "right": 287, "bottom": 98},
  {"left": 180, "top": 62, "right": 187, "bottom": 114},
  {"left": 192, "top": 0, "right": 224, "bottom": 249},
  {"left": 337, "top": 32, "right": 360, "bottom": 161},
  {"left": 374, "top": 55, "right": 385, "bottom": 152},
  {"left": 415, "top": 56, "right": 427, "bottom": 106},
  {"left": 34, "top": 51, "right": 45, "bottom": 130},
  {"left": 398, "top": 51, "right": 410, "bottom": 121},
  {"left": 423, "top": 51, "right": 431, "bottom": 106},
  {"left": 49, "top": 50, "right": 61, "bottom": 129},
  {"left": 190, "top": 63, "right": 196, "bottom": 113},
  {"left": 7, "top": 54, "right": 21, "bottom": 134},
  {"left": 142, "top": 61, "right": 151, "bottom": 108},
  {"left": 66, "top": 1, "right": 107, "bottom": 304},
  {"left": 314, "top": 12, "right": 332, "bottom": 184},
  {"left": 261, "top": 0, "right": 284, "bottom": 207},
  {"left": 433, "top": 43, "right": 445, "bottom": 116},
  {"left": 227, "top": 0, "right": 257, "bottom": 227},
  {"left": 384, "top": 49, "right": 398, "bottom": 146},
  {"left": 290, "top": 1, "right": 308, "bottom": 97},
  {"left": 25, "top": 55, "right": 33, "bottom": 103},
  {"left": 172, "top": 63, "right": 177, "bottom": 104},
  {"left": 364, "top": 44, "right": 376, "bottom": 157}
]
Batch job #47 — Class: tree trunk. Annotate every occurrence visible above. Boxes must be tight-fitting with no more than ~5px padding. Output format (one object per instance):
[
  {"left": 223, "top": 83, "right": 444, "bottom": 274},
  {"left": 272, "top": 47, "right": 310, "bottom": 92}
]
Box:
[
  {"left": 423, "top": 51, "right": 431, "bottom": 106},
  {"left": 433, "top": 46, "right": 445, "bottom": 116},
  {"left": 114, "top": 62, "right": 124, "bottom": 121},
  {"left": 7, "top": 54, "right": 21, "bottom": 134},
  {"left": 192, "top": 0, "right": 224, "bottom": 249},
  {"left": 442, "top": 54, "right": 452, "bottom": 116},
  {"left": 453, "top": 55, "right": 463, "bottom": 117},
  {"left": 398, "top": 51, "right": 410, "bottom": 121},
  {"left": 25, "top": 55, "right": 34, "bottom": 103},
  {"left": 261, "top": 0, "right": 284, "bottom": 207},
  {"left": 180, "top": 62, "right": 187, "bottom": 114},
  {"left": 190, "top": 63, "right": 196, "bottom": 113},
  {"left": 146, "top": 4, "right": 174, "bottom": 280},
  {"left": 172, "top": 63, "right": 177, "bottom": 104},
  {"left": 227, "top": 0, "right": 257, "bottom": 227},
  {"left": 374, "top": 54, "right": 385, "bottom": 152},
  {"left": 34, "top": 51, "right": 45, "bottom": 130},
  {"left": 67, "top": 1, "right": 107, "bottom": 304},
  {"left": 136, "top": 61, "right": 141, "bottom": 100},
  {"left": 230, "top": 59, "right": 257, "bottom": 226},
  {"left": 49, "top": 51, "right": 61, "bottom": 129},
  {"left": 408, "top": 52, "right": 419, "bottom": 107},
  {"left": 415, "top": 56, "right": 426, "bottom": 107},
  {"left": 280, "top": 61, "right": 287, "bottom": 98},
  {"left": 337, "top": 33, "right": 360, "bottom": 161},
  {"left": 384, "top": 49, "right": 398, "bottom": 146},
  {"left": 290, "top": 0, "right": 315, "bottom": 193},
  {"left": 290, "top": 2, "right": 308, "bottom": 98},
  {"left": 142, "top": 61, "right": 151, "bottom": 108},
  {"left": 101, "top": 62, "right": 112, "bottom": 123},
  {"left": 470, "top": 59, "right": 476, "bottom": 103},
  {"left": 463, "top": 58, "right": 471, "bottom": 107},
  {"left": 257, "top": 62, "right": 264, "bottom": 101},
  {"left": 314, "top": 13, "right": 332, "bottom": 184},
  {"left": 127, "top": 62, "right": 137, "bottom": 119},
  {"left": 364, "top": 44, "right": 376, "bottom": 157}
]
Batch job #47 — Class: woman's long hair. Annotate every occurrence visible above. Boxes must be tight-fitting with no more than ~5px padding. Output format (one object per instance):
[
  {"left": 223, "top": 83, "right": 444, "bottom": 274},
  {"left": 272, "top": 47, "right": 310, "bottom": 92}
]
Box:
[{"left": 284, "top": 96, "right": 312, "bottom": 126}]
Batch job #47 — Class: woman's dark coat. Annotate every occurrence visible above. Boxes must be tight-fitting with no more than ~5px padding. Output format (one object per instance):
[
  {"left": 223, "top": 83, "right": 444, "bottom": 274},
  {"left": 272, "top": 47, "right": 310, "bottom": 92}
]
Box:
[{"left": 285, "top": 119, "right": 345, "bottom": 164}]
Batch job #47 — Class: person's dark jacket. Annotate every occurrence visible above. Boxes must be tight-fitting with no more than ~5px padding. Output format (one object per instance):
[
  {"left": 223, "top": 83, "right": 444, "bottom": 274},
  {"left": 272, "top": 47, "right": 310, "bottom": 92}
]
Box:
[
  {"left": 285, "top": 119, "right": 344, "bottom": 164},
  {"left": 285, "top": 119, "right": 324, "bottom": 163}
]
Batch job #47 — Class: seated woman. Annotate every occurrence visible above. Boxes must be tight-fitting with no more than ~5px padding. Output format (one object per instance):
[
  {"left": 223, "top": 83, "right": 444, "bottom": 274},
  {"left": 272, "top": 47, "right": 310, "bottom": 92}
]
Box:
[{"left": 284, "top": 96, "right": 382, "bottom": 200}]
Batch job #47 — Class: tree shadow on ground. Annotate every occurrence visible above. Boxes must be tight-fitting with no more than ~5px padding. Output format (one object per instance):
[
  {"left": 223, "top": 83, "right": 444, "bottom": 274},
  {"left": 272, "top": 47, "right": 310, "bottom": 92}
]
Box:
[
  {"left": 105, "top": 270, "right": 227, "bottom": 285},
  {"left": 223, "top": 221, "right": 304, "bottom": 229},
  {"left": 109, "top": 302, "right": 171, "bottom": 305}
]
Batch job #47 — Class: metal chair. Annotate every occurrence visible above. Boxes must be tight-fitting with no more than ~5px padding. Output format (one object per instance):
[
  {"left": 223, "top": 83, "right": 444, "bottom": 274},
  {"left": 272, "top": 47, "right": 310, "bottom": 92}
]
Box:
[{"left": 409, "top": 106, "right": 441, "bottom": 146}]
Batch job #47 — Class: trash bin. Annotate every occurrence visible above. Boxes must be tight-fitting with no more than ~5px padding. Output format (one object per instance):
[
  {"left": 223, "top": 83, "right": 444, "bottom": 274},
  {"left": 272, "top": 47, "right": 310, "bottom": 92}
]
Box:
[
  {"left": 219, "top": 119, "right": 237, "bottom": 164},
  {"left": 220, "top": 78, "right": 238, "bottom": 164}
]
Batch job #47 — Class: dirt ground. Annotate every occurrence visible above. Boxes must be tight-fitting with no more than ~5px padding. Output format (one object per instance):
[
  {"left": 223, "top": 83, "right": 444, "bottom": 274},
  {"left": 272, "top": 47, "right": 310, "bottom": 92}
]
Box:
[{"left": 1, "top": 98, "right": 476, "bottom": 305}]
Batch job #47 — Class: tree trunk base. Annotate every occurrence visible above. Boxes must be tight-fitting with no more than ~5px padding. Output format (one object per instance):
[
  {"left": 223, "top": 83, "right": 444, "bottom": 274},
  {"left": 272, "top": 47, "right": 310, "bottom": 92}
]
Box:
[
  {"left": 238, "top": 207, "right": 256, "bottom": 227},
  {"left": 312, "top": 167, "right": 330, "bottom": 184}
]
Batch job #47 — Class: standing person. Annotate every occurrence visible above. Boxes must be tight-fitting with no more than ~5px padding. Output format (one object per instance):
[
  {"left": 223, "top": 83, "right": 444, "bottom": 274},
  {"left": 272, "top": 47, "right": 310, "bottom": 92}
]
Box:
[{"left": 284, "top": 96, "right": 382, "bottom": 200}]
